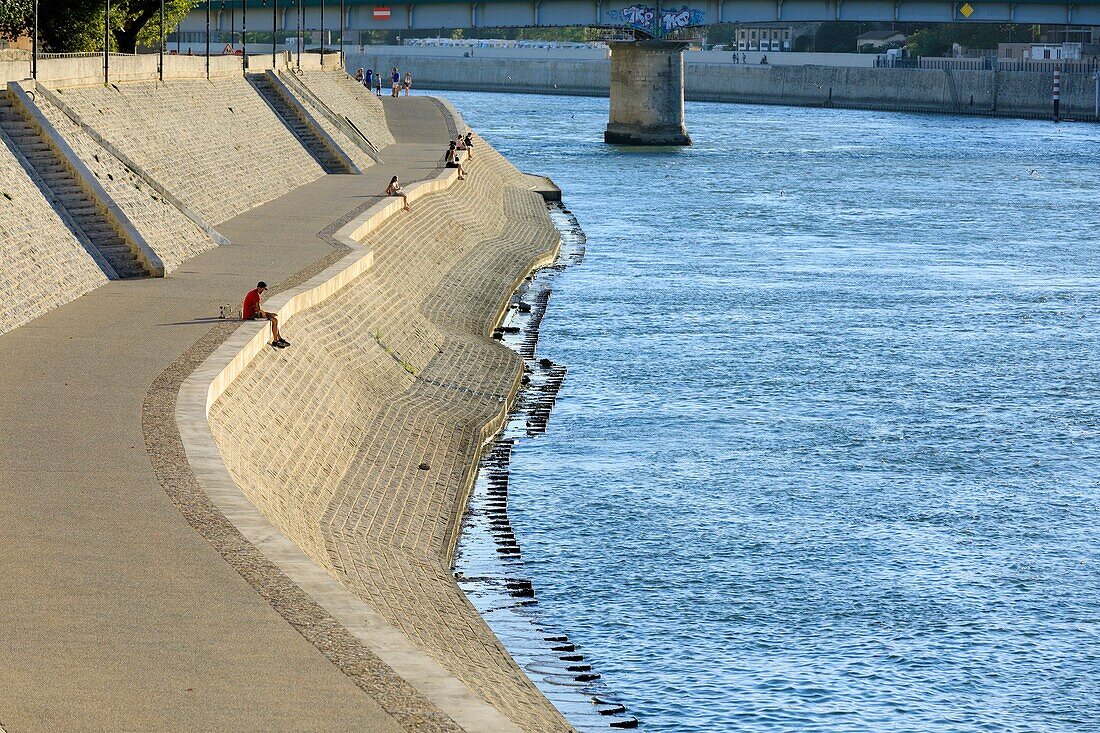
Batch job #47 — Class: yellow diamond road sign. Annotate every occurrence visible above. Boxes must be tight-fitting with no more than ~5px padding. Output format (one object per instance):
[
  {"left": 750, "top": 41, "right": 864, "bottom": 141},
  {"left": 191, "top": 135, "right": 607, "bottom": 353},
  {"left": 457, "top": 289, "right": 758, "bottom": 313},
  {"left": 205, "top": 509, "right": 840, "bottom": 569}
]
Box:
[{"left": 960, "top": 2, "right": 975, "bottom": 17}]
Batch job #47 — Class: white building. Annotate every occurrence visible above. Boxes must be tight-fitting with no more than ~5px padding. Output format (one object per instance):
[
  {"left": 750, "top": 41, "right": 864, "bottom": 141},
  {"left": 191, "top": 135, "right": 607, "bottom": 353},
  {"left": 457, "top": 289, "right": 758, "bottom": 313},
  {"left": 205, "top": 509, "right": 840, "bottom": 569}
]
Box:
[{"left": 734, "top": 26, "right": 793, "bottom": 52}]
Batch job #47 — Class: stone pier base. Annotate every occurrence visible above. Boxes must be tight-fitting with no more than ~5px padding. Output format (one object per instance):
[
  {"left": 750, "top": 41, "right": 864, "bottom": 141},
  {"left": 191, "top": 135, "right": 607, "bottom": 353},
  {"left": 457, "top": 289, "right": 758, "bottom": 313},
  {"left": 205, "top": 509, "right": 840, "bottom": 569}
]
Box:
[{"left": 605, "top": 40, "right": 691, "bottom": 146}]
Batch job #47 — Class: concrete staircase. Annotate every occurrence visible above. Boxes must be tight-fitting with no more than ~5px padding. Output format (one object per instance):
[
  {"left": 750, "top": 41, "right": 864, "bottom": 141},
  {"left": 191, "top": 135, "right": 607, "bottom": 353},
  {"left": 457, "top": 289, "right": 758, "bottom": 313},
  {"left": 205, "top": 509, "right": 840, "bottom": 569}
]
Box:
[
  {"left": 0, "top": 92, "right": 151, "bottom": 278},
  {"left": 250, "top": 74, "right": 351, "bottom": 174}
]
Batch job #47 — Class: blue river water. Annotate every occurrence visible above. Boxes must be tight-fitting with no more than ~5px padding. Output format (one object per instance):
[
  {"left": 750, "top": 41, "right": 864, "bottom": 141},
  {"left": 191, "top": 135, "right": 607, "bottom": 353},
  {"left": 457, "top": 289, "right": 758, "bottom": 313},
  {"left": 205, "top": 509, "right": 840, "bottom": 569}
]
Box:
[{"left": 442, "top": 91, "right": 1100, "bottom": 732}]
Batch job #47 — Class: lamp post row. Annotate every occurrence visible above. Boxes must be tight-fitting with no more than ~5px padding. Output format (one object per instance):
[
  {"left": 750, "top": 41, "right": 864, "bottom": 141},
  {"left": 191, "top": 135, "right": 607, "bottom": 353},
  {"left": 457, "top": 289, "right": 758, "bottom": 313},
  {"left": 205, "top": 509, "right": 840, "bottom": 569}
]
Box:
[{"left": 31, "top": 1, "right": 348, "bottom": 84}]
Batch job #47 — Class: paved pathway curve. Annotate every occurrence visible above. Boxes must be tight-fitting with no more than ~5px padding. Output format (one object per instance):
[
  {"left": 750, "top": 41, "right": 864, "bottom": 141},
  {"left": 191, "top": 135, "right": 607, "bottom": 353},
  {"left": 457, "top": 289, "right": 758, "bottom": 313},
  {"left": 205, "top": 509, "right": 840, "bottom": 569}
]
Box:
[{"left": 0, "top": 97, "right": 460, "bottom": 732}]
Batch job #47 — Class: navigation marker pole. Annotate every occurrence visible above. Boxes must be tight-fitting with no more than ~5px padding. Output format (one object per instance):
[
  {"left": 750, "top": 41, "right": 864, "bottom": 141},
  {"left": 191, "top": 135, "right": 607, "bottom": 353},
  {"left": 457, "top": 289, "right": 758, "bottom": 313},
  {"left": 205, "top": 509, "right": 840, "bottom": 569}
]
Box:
[
  {"left": 1095, "top": 71, "right": 1099, "bottom": 119},
  {"left": 1053, "top": 66, "right": 1061, "bottom": 121}
]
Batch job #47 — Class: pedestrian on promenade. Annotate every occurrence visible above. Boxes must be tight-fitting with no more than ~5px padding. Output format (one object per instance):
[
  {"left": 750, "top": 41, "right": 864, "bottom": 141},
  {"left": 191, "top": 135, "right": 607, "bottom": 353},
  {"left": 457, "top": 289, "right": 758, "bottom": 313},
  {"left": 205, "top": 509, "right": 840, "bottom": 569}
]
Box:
[
  {"left": 375, "top": 74, "right": 383, "bottom": 96},
  {"left": 386, "top": 175, "right": 411, "bottom": 211},
  {"left": 462, "top": 131, "right": 474, "bottom": 159},
  {"left": 391, "top": 67, "right": 401, "bottom": 97},
  {"left": 365, "top": 68, "right": 374, "bottom": 88},
  {"left": 445, "top": 141, "right": 467, "bottom": 180},
  {"left": 354, "top": 67, "right": 364, "bottom": 83},
  {"left": 741, "top": 52, "right": 747, "bottom": 63},
  {"left": 760, "top": 54, "right": 768, "bottom": 65},
  {"left": 243, "top": 281, "right": 289, "bottom": 348},
  {"left": 402, "top": 72, "right": 413, "bottom": 96}
]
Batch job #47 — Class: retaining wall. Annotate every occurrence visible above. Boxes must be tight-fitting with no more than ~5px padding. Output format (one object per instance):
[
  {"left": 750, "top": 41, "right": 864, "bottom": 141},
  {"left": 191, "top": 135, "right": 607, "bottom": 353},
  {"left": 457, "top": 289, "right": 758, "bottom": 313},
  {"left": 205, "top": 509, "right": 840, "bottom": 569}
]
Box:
[
  {"left": 348, "top": 51, "right": 1099, "bottom": 119},
  {"left": 49, "top": 76, "right": 324, "bottom": 224},
  {"left": 0, "top": 140, "right": 107, "bottom": 335},
  {"left": 29, "top": 88, "right": 217, "bottom": 271},
  {"left": 207, "top": 140, "right": 572, "bottom": 732}
]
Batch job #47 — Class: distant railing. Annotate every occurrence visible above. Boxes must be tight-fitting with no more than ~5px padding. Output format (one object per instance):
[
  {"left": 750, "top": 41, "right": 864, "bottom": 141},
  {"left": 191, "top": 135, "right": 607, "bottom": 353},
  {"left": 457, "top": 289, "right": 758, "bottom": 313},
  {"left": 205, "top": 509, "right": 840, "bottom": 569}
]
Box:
[
  {"left": 919, "top": 57, "right": 987, "bottom": 70},
  {"left": 998, "top": 58, "right": 1099, "bottom": 73},
  {"left": 875, "top": 55, "right": 1099, "bottom": 74},
  {"left": 39, "top": 52, "right": 142, "bottom": 59}
]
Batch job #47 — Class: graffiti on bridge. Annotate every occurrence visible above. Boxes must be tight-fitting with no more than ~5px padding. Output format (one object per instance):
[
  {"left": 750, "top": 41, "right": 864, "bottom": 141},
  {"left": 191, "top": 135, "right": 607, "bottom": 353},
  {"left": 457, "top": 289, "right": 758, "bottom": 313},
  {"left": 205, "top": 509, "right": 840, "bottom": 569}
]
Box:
[{"left": 607, "top": 4, "right": 706, "bottom": 34}]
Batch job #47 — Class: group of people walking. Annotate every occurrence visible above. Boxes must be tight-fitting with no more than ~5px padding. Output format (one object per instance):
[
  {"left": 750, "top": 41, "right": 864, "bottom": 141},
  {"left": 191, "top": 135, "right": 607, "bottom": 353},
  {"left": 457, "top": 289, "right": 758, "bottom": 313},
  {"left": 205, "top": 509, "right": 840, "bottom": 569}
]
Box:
[{"left": 354, "top": 67, "right": 412, "bottom": 97}]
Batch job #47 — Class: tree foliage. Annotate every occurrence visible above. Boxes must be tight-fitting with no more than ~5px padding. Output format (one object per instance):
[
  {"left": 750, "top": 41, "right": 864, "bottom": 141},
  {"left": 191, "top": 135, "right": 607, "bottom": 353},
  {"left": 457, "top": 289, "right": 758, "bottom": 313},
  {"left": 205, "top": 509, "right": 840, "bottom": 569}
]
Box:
[
  {"left": 814, "top": 22, "right": 862, "bottom": 53},
  {"left": 906, "top": 23, "right": 1036, "bottom": 56},
  {"left": 6, "top": 0, "right": 198, "bottom": 53},
  {"left": 0, "top": 0, "right": 32, "bottom": 42}
]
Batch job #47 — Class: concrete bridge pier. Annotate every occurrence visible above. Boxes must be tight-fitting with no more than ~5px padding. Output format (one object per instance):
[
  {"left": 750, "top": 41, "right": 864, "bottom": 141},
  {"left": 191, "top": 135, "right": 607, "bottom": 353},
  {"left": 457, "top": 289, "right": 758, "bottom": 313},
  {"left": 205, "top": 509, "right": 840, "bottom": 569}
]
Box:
[{"left": 605, "top": 40, "right": 692, "bottom": 146}]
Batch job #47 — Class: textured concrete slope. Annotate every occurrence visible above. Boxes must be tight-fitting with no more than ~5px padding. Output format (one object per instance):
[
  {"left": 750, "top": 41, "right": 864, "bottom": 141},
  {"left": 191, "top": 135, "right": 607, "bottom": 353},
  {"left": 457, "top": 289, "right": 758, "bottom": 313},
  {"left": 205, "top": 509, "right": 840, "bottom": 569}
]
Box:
[{"left": 0, "top": 98, "right": 455, "bottom": 732}]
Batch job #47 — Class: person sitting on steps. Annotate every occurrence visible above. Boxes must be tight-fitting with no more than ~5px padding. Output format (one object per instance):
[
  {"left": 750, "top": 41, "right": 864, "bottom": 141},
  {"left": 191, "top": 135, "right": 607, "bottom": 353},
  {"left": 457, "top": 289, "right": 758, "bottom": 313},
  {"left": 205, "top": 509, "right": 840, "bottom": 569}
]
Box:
[
  {"left": 243, "top": 281, "right": 289, "bottom": 349},
  {"left": 386, "top": 175, "right": 411, "bottom": 211},
  {"left": 445, "top": 141, "right": 467, "bottom": 180}
]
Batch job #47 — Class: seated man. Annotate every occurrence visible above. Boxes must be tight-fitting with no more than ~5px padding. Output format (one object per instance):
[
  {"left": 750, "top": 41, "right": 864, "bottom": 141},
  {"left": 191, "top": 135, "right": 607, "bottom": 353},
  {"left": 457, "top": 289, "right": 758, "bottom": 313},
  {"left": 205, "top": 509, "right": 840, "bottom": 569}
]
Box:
[{"left": 243, "top": 281, "right": 289, "bottom": 348}]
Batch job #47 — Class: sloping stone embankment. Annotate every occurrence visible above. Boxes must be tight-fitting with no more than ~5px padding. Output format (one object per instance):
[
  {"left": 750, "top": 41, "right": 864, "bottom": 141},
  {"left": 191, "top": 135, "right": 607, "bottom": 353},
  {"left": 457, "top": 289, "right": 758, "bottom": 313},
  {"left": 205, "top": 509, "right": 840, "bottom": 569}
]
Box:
[
  {"left": 208, "top": 139, "right": 575, "bottom": 732},
  {"left": 51, "top": 77, "right": 324, "bottom": 225},
  {"left": 0, "top": 140, "right": 107, "bottom": 334}
]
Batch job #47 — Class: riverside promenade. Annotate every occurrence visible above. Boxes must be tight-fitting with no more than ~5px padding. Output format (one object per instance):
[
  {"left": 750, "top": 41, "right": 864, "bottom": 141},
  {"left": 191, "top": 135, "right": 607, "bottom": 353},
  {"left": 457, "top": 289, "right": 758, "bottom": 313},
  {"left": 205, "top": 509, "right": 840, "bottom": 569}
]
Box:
[{"left": 0, "top": 95, "right": 564, "bottom": 732}]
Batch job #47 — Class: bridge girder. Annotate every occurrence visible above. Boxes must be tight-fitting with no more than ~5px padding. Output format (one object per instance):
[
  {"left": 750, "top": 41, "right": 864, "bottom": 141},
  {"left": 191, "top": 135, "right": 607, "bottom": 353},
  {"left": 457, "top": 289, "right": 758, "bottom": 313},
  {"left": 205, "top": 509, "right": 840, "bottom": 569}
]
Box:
[{"left": 183, "top": 0, "right": 1100, "bottom": 35}]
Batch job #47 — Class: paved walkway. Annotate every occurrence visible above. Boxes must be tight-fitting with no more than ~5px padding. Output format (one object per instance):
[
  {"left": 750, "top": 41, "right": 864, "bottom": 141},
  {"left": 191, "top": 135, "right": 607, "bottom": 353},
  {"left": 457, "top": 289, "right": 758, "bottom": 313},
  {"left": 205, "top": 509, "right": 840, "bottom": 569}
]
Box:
[{"left": 0, "top": 98, "right": 455, "bottom": 732}]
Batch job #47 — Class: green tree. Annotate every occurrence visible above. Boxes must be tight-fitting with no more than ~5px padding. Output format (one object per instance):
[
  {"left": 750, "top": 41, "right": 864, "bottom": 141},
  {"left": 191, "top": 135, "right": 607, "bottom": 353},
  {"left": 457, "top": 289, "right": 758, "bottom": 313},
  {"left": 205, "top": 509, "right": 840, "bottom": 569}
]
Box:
[
  {"left": 0, "top": 0, "right": 33, "bottom": 42},
  {"left": 906, "top": 22, "right": 1033, "bottom": 56},
  {"left": 26, "top": 0, "right": 197, "bottom": 53},
  {"left": 814, "top": 22, "right": 862, "bottom": 53}
]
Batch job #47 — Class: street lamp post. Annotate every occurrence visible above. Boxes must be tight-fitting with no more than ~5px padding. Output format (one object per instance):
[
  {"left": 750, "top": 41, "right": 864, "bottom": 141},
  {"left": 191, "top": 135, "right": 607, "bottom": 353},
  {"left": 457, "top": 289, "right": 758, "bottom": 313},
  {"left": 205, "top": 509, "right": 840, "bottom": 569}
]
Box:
[
  {"left": 242, "top": 0, "right": 248, "bottom": 72},
  {"left": 296, "top": 0, "right": 302, "bottom": 69},
  {"left": 32, "top": 0, "right": 37, "bottom": 80},
  {"left": 159, "top": 0, "right": 164, "bottom": 80},
  {"left": 206, "top": 0, "right": 211, "bottom": 79},
  {"left": 320, "top": 0, "right": 325, "bottom": 66},
  {"left": 269, "top": 0, "right": 278, "bottom": 68},
  {"left": 340, "top": 0, "right": 344, "bottom": 67},
  {"left": 104, "top": 0, "right": 111, "bottom": 85}
]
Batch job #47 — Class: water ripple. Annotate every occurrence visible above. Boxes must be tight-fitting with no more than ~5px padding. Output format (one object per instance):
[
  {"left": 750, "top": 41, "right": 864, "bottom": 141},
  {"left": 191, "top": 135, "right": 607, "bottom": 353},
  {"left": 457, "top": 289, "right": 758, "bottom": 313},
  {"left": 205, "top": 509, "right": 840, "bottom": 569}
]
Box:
[{"left": 443, "top": 90, "right": 1100, "bottom": 733}]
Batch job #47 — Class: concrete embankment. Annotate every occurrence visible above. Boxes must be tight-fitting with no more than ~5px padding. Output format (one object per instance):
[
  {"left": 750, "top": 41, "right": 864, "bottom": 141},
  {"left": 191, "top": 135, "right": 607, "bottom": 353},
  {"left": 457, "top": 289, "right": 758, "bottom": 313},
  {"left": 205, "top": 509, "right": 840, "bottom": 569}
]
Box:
[
  {"left": 350, "top": 49, "right": 1099, "bottom": 120},
  {"left": 2, "top": 51, "right": 574, "bottom": 731},
  {"left": 205, "top": 132, "right": 573, "bottom": 732}
]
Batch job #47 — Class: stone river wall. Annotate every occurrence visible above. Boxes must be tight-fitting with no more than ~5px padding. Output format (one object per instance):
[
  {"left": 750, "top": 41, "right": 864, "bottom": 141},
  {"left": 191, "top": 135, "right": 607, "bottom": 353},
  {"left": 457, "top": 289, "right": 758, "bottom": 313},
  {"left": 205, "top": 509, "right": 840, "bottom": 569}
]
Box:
[
  {"left": 0, "top": 136, "right": 108, "bottom": 334},
  {"left": 1, "top": 60, "right": 392, "bottom": 336},
  {"left": 207, "top": 139, "right": 574, "bottom": 732},
  {"left": 348, "top": 51, "right": 1099, "bottom": 120}
]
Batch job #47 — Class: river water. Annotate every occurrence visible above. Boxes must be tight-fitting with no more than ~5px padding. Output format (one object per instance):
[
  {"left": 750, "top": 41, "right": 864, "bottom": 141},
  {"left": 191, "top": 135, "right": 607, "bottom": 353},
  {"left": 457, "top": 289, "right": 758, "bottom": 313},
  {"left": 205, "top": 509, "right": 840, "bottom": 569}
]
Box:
[{"left": 444, "top": 91, "right": 1100, "bottom": 732}]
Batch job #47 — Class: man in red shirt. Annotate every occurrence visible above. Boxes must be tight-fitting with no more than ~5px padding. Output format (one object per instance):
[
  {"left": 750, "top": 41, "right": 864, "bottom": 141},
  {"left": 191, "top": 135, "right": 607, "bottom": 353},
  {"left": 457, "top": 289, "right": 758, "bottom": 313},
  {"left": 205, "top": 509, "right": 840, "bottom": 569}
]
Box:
[{"left": 243, "top": 281, "right": 289, "bottom": 348}]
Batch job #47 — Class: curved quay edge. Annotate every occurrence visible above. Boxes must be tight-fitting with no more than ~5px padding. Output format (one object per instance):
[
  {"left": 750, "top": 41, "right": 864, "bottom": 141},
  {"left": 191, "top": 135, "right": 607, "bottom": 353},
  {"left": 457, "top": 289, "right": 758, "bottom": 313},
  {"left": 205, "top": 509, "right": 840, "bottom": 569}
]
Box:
[{"left": 174, "top": 140, "right": 558, "bottom": 732}]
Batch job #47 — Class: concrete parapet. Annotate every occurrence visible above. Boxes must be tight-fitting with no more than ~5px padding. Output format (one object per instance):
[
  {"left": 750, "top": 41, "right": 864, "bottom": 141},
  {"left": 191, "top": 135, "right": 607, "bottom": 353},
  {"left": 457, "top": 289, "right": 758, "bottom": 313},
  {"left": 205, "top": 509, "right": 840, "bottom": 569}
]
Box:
[{"left": 606, "top": 41, "right": 691, "bottom": 145}]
